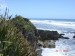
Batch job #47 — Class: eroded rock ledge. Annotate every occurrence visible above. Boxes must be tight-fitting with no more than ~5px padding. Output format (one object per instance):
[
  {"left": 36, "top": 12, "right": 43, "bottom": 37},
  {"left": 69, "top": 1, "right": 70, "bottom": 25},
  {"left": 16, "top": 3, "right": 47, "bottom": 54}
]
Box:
[{"left": 36, "top": 29, "right": 60, "bottom": 48}]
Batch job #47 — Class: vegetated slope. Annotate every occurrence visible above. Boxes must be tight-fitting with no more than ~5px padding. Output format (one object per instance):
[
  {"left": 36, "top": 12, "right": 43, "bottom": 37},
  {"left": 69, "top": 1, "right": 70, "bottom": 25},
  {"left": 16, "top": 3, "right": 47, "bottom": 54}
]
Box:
[
  {"left": 12, "top": 16, "right": 38, "bottom": 48},
  {"left": 0, "top": 15, "right": 37, "bottom": 56}
]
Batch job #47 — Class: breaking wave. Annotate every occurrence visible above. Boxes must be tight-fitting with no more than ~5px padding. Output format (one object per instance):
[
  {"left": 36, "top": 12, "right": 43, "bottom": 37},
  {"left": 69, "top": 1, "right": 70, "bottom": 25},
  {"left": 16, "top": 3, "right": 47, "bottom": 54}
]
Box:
[{"left": 30, "top": 19, "right": 75, "bottom": 56}]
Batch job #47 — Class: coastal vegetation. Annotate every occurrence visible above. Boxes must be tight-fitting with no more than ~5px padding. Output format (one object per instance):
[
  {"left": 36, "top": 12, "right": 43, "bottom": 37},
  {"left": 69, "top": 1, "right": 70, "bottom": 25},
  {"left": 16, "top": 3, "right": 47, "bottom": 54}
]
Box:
[
  {"left": 0, "top": 8, "right": 62, "bottom": 56},
  {"left": 0, "top": 9, "right": 37, "bottom": 56}
]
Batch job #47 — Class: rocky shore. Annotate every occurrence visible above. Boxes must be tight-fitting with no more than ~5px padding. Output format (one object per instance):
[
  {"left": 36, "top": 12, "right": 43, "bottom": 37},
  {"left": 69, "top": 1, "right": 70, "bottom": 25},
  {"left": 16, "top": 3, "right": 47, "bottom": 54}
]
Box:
[
  {"left": 35, "top": 29, "right": 75, "bottom": 56},
  {"left": 1, "top": 15, "right": 75, "bottom": 56},
  {"left": 36, "top": 29, "right": 59, "bottom": 48}
]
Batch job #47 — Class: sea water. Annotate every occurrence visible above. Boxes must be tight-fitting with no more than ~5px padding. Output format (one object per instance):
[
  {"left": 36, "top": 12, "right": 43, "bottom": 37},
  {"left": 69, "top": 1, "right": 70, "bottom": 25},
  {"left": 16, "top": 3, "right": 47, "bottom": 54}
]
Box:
[{"left": 30, "top": 19, "right": 75, "bottom": 56}]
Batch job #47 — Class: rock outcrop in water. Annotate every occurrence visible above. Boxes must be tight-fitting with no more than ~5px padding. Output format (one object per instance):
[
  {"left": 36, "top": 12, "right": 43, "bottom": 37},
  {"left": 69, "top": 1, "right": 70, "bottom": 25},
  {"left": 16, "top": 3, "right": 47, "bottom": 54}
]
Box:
[
  {"left": 37, "top": 29, "right": 59, "bottom": 41},
  {"left": 36, "top": 29, "right": 59, "bottom": 48},
  {"left": 59, "top": 34, "right": 69, "bottom": 39},
  {"left": 60, "top": 37, "right": 69, "bottom": 39}
]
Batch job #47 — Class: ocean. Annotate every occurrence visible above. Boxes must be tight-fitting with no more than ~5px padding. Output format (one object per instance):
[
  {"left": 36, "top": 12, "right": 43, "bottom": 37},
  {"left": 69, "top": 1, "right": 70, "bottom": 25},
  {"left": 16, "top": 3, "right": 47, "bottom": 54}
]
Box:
[{"left": 30, "top": 19, "right": 75, "bottom": 56}]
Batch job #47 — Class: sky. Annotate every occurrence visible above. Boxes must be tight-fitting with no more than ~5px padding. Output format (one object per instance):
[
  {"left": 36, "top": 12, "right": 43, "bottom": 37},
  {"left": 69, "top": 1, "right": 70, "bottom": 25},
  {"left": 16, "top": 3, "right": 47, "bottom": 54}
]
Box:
[{"left": 0, "top": 0, "right": 75, "bottom": 19}]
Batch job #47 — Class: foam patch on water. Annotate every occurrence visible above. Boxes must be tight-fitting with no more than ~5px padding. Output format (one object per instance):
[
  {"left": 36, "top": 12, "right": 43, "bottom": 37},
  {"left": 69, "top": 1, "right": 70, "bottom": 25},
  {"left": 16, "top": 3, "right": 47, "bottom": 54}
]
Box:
[
  {"left": 30, "top": 19, "right": 75, "bottom": 56},
  {"left": 30, "top": 20, "right": 75, "bottom": 32},
  {"left": 42, "top": 39, "right": 75, "bottom": 56}
]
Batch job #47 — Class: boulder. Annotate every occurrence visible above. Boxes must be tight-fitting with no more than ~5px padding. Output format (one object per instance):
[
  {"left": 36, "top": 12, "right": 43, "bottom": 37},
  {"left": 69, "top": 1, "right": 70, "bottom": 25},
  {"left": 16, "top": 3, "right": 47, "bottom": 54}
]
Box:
[
  {"left": 37, "top": 29, "right": 59, "bottom": 41},
  {"left": 59, "top": 34, "right": 65, "bottom": 38},
  {"left": 59, "top": 34, "right": 69, "bottom": 39},
  {"left": 60, "top": 37, "right": 69, "bottom": 39}
]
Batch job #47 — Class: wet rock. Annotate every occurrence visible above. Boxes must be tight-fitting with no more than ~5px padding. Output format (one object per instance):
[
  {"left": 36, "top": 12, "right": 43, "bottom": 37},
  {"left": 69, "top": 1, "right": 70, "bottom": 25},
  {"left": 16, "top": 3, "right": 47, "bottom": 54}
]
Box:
[
  {"left": 73, "top": 35, "right": 75, "bottom": 38},
  {"left": 36, "top": 48, "right": 42, "bottom": 56},
  {"left": 37, "top": 40, "right": 56, "bottom": 48},
  {"left": 37, "top": 29, "right": 59, "bottom": 41},
  {"left": 61, "top": 37, "right": 69, "bottom": 39},
  {"left": 59, "top": 34, "right": 69, "bottom": 39},
  {"left": 59, "top": 34, "right": 65, "bottom": 38}
]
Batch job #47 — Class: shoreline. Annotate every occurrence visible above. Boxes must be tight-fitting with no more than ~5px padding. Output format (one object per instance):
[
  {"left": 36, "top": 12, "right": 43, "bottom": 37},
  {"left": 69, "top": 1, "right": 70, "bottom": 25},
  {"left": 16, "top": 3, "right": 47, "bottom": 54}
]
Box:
[{"left": 35, "top": 29, "right": 75, "bottom": 56}]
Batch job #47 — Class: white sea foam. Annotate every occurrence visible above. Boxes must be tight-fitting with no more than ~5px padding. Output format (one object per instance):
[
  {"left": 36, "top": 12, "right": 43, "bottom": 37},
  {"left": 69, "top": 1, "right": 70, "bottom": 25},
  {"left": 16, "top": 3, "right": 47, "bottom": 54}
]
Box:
[
  {"left": 30, "top": 20, "right": 75, "bottom": 32},
  {"left": 30, "top": 19, "right": 75, "bottom": 56},
  {"left": 30, "top": 19, "right": 75, "bottom": 38},
  {"left": 42, "top": 38, "right": 75, "bottom": 56}
]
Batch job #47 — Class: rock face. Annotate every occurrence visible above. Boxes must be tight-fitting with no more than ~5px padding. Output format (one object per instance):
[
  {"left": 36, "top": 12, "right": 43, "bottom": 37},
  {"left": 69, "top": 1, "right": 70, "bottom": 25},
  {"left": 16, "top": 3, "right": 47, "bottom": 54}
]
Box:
[
  {"left": 36, "top": 29, "right": 59, "bottom": 48},
  {"left": 37, "top": 29, "right": 59, "bottom": 41},
  {"left": 59, "top": 34, "right": 69, "bottom": 39},
  {"left": 37, "top": 40, "right": 55, "bottom": 48},
  {"left": 59, "top": 34, "right": 65, "bottom": 38}
]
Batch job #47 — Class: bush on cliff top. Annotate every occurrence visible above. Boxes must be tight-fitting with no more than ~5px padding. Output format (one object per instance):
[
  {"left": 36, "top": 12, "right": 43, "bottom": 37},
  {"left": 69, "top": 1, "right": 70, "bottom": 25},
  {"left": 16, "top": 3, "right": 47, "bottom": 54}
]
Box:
[{"left": 0, "top": 15, "right": 37, "bottom": 56}]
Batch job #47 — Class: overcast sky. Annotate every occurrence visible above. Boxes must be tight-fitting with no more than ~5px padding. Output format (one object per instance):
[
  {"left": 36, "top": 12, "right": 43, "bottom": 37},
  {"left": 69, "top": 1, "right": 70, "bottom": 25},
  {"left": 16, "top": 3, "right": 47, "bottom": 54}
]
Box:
[{"left": 0, "top": 0, "right": 75, "bottom": 19}]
